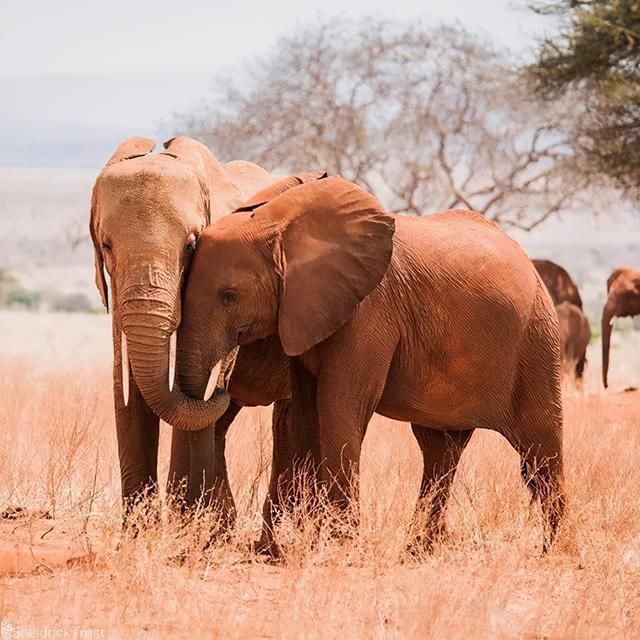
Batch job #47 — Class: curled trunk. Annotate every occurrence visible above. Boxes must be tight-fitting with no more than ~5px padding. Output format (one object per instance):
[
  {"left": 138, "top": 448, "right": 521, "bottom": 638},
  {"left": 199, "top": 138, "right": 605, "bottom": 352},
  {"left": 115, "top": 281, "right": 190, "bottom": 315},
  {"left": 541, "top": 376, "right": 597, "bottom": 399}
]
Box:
[
  {"left": 601, "top": 298, "right": 616, "bottom": 389},
  {"left": 122, "top": 314, "right": 229, "bottom": 431}
]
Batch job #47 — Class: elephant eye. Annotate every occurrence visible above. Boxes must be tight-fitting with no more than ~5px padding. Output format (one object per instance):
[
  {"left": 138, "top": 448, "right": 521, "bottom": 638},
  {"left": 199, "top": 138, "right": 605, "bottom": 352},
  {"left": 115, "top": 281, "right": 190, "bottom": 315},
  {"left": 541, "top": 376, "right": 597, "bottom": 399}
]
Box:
[
  {"left": 221, "top": 289, "right": 238, "bottom": 306},
  {"left": 102, "top": 241, "right": 112, "bottom": 252}
]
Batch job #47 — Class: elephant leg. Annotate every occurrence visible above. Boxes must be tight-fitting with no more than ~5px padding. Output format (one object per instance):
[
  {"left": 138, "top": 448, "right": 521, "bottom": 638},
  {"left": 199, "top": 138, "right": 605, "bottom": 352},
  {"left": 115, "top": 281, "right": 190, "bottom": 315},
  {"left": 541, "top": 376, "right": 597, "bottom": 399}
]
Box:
[
  {"left": 409, "top": 426, "right": 474, "bottom": 551},
  {"left": 114, "top": 376, "right": 160, "bottom": 525},
  {"left": 167, "top": 428, "right": 192, "bottom": 512},
  {"left": 256, "top": 387, "right": 321, "bottom": 555},
  {"left": 313, "top": 343, "right": 394, "bottom": 528},
  {"left": 513, "top": 435, "right": 565, "bottom": 553},
  {"left": 508, "top": 351, "right": 565, "bottom": 552},
  {"left": 208, "top": 401, "right": 242, "bottom": 529},
  {"left": 167, "top": 402, "right": 241, "bottom": 529}
]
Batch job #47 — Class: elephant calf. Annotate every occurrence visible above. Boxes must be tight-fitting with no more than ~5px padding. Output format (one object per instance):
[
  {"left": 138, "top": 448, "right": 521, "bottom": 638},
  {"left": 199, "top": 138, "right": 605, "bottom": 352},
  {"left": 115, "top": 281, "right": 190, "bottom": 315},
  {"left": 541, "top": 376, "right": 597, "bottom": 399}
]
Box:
[
  {"left": 556, "top": 302, "right": 591, "bottom": 382},
  {"left": 154, "top": 177, "right": 566, "bottom": 552}
]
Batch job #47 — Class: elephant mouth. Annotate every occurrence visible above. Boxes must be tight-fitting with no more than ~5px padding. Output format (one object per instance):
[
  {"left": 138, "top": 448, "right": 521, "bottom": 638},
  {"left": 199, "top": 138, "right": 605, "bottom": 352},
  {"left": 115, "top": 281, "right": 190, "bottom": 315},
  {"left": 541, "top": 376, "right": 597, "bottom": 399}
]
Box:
[{"left": 203, "top": 347, "right": 239, "bottom": 401}]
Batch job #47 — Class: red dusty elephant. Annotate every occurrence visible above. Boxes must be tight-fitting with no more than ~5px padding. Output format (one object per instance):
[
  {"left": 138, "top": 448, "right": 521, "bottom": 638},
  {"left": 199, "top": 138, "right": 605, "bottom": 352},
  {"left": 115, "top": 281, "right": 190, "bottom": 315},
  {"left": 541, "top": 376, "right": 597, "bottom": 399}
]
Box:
[
  {"left": 89, "top": 134, "right": 322, "bottom": 519},
  {"left": 532, "top": 259, "right": 583, "bottom": 309},
  {"left": 555, "top": 302, "right": 591, "bottom": 382},
  {"left": 145, "top": 177, "right": 566, "bottom": 552},
  {"left": 601, "top": 267, "right": 640, "bottom": 388}
]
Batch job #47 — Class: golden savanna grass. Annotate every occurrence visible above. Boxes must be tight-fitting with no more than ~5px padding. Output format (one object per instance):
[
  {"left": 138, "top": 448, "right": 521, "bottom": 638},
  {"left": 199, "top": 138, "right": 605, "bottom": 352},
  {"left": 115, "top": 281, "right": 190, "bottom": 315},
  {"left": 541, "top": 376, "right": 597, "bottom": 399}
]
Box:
[{"left": 0, "top": 311, "right": 639, "bottom": 638}]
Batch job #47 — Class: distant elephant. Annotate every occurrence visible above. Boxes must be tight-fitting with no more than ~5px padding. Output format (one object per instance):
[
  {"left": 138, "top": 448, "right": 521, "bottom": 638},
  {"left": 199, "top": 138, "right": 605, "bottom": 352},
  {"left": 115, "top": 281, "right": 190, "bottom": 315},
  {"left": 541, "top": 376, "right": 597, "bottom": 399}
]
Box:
[
  {"left": 601, "top": 267, "right": 640, "bottom": 388},
  {"left": 533, "top": 259, "right": 583, "bottom": 309},
  {"left": 149, "top": 177, "right": 566, "bottom": 551},
  {"left": 90, "top": 135, "right": 290, "bottom": 516},
  {"left": 555, "top": 302, "right": 590, "bottom": 382}
]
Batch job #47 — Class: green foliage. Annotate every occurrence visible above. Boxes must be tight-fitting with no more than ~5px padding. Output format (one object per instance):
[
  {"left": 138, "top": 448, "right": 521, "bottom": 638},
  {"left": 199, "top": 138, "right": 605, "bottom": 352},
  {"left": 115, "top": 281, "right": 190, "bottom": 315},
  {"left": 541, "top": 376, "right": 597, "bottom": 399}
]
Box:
[
  {"left": 0, "top": 268, "right": 41, "bottom": 310},
  {"left": 529, "top": 0, "right": 640, "bottom": 192},
  {"left": 50, "top": 292, "right": 94, "bottom": 313},
  {"left": 5, "top": 288, "right": 41, "bottom": 310},
  {"left": 0, "top": 268, "right": 18, "bottom": 305}
]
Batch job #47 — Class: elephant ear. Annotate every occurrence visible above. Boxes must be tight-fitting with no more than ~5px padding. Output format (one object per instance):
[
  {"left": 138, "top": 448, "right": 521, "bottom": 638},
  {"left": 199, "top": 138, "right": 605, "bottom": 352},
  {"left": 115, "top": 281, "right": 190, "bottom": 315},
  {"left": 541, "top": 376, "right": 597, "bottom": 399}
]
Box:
[
  {"left": 89, "top": 185, "right": 109, "bottom": 310},
  {"left": 89, "top": 137, "right": 156, "bottom": 310},
  {"left": 162, "top": 136, "right": 241, "bottom": 220},
  {"left": 234, "top": 171, "right": 327, "bottom": 212},
  {"left": 607, "top": 267, "right": 627, "bottom": 292},
  {"left": 255, "top": 176, "right": 395, "bottom": 356}
]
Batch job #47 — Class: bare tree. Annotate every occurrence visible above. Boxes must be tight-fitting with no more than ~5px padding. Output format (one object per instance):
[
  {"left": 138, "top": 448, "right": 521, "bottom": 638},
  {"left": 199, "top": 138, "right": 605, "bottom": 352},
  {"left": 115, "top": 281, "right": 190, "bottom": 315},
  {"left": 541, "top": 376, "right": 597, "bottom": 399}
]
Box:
[{"left": 178, "top": 18, "right": 585, "bottom": 230}]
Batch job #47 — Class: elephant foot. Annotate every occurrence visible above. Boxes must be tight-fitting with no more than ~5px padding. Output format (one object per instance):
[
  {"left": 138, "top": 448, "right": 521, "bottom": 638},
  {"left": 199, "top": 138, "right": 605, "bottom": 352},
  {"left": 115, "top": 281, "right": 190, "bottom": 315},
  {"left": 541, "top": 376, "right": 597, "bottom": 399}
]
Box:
[
  {"left": 250, "top": 536, "right": 282, "bottom": 562},
  {"left": 405, "top": 524, "right": 446, "bottom": 559},
  {"left": 405, "top": 538, "right": 433, "bottom": 561}
]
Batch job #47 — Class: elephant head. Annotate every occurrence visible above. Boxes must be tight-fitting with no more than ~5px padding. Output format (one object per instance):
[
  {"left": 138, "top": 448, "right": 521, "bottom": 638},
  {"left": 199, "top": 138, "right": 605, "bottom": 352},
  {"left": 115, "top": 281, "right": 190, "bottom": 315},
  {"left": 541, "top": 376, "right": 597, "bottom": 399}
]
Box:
[
  {"left": 90, "top": 136, "right": 241, "bottom": 428},
  {"left": 149, "top": 176, "right": 395, "bottom": 429},
  {"left": 601, "top": 267, "right": 640, "bottom": 388}
]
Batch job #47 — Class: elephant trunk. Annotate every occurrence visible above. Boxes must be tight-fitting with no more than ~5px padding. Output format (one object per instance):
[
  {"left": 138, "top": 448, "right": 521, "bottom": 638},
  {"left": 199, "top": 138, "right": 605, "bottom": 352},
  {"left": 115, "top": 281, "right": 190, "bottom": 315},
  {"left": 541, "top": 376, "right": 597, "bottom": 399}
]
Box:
[
  {"left": 121, "top": 295, "right": 230, "bottom": 430},
  {"left": 601, "top": 297, "right": 616, "bottom": 389}
]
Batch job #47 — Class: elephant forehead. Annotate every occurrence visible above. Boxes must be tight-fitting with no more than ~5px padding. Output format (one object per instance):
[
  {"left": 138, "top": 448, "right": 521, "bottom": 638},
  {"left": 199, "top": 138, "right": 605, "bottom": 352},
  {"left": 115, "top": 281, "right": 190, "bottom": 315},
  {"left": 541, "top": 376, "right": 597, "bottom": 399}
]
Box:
[{"left": 97, "top": 167, "right": 205, "bottom": 230}]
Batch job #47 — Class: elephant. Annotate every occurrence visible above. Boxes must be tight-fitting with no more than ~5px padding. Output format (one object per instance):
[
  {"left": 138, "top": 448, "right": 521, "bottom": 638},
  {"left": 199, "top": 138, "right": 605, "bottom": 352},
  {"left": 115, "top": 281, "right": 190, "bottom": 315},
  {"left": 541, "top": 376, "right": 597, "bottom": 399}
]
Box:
[
  {"left": 147, "top": 176, "right": 566, "bottom": 552},
  {"left": 89, "top": 135, "right": 298, "bottom": 517},
  {"left": 555, "top": 302, "right": 591, "bottom": 382},
  {"left": 601, "top": 267, "right": 640, "bottom": 388},
  {"left": 533, "top": 259, "right": 583, "bottom": 309}
]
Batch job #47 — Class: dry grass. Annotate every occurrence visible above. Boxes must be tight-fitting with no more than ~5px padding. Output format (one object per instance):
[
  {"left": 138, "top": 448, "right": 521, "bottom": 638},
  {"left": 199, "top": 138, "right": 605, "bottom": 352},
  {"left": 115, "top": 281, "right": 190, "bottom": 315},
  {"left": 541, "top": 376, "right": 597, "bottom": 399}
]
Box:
[{"left": 0, "top": 311, "right": 639, "bottom": 638}]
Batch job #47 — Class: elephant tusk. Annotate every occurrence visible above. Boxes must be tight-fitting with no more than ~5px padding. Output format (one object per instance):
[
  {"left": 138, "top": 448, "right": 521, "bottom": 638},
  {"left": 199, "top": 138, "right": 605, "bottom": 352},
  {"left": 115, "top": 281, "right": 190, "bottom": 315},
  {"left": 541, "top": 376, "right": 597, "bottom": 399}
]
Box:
[
  {"left": 219, "top": 346, "right": 239, "bottom": 390},
  {"left": 204, "top": 360, "right": 223, "bottom": 401},
  {"left": 609, "top": 316, "right": 616, "bottom": 327},
  {"left": 121, "top": 330, "right": 130, "bottom": 407},
  {"left": 169, "top": 331, "right": 177, "bottom": 392}
]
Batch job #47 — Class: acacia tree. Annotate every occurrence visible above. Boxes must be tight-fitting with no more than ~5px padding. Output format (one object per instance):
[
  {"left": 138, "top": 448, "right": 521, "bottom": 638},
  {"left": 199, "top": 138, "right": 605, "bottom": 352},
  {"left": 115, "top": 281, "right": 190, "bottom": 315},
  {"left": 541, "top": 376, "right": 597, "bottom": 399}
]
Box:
[
  {"left": 529, "top": 0, "right": 640, "bottom": 193},
  {"left": 178, "top": 18, "right": 585, "bottom": 230}
]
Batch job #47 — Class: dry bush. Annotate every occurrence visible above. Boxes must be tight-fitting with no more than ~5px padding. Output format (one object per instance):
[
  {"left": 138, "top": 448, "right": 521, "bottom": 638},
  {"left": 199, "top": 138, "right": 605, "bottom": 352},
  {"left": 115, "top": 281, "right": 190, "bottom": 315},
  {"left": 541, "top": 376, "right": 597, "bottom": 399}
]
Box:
[{"left": 0, "top": 312, "right": 638, "bottom": 638}]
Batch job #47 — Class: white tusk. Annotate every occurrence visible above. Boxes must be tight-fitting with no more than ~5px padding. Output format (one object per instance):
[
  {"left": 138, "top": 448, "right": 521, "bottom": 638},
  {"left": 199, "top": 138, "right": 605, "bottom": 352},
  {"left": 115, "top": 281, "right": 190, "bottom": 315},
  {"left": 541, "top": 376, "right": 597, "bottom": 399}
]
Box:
[
  {"left": 121, "top": 330, "right": 130, "bottom": 407},
  {"left": 609, "top": 316, "right": 616, "bottom": 327},
  {"left": 220, "top": 346, "right": 239, "bottom": 390},
  {"left": 204, "top": 360, "right": 223, "bottom": 401},
  {"left": 168, "top": 331, "right": 177, "bottom": 392}
]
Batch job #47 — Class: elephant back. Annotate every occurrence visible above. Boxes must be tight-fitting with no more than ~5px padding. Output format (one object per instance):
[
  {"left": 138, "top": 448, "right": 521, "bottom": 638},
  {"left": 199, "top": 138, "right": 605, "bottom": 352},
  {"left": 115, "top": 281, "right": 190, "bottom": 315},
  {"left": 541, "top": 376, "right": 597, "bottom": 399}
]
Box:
[{"left": 533, "top": 259, "right": 583, "bottom": 309}]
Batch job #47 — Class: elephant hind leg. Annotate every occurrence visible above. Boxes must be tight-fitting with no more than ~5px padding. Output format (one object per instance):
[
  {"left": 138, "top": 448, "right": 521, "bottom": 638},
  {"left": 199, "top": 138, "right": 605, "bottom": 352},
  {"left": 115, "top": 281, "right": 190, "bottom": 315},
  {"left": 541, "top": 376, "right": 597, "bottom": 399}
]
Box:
[
  {"left": 505, "top": 309, "right": 567, "bottom": 551},
  {"left": 514, "top": 438, "right": 565, "bottom": 552},
  {"left": 508, "top": 350, "right": 565, "bottom": 552},
  {"left": 409, "top": 426, "right": 474, "bottom": 552}
]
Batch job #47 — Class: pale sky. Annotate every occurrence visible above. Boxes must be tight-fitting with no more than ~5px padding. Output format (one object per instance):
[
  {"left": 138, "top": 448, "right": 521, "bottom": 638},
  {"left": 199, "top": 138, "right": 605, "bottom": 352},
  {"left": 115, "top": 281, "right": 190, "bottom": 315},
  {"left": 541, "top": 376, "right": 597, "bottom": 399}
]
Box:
[
  {"left": 0, "top": 1, "right": 554, "bottom": 167},
  {"left": 2, "top": 0, "right": 549, "bottom": 77}
]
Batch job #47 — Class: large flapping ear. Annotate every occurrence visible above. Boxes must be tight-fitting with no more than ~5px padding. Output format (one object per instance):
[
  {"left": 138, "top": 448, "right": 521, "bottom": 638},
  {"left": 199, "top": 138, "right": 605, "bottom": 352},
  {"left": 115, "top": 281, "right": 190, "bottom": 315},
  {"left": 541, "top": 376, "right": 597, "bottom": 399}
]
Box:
[
  {"left": 89, "top": 137, "right": 155, "bottom": 310},
  {"left": 253, "top": 176, "right": 395, "bottom": 356},
  {"left": 163, "top": 136, "right": 240, "bottom": 221},
  {"left": 89, "top": 185, "right": 109, "bottom": 310},
  {"left": 234, "top": 171, "right": 327, "bottom": 212}
]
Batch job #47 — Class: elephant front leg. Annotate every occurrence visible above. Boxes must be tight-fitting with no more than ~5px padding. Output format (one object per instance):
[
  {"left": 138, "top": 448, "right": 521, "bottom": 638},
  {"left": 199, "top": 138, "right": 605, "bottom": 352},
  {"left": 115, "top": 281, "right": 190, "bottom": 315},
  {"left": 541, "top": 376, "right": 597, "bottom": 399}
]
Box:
[
  {"left": 113, "top": 374, "right": 160, "bottom": 528},
  {"left": 256, "top": 399, "right": 314, "bottom": 555},
  {"left": 167, "top": 402, "right": 242, "bottom": 532},
  {"left": 313, "top": 343, "right": 394, "bottom": 536}
]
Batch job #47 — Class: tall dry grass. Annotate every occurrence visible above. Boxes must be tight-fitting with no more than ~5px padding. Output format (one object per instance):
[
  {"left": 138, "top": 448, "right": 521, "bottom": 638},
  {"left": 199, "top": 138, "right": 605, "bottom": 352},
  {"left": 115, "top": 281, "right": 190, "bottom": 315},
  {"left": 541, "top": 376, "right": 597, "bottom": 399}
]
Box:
[{"left": 0, "top": 311, "right": 638, "bottom": 638}]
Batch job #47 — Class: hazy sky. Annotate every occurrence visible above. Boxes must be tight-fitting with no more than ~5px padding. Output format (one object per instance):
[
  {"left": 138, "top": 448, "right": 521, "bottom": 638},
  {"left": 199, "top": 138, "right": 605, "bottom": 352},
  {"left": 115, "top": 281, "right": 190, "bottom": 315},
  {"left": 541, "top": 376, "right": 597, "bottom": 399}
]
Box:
[
  {"left": 1, "top": 1, "right": 554, "bottom": 167},
  {"left": 2, "top": 0, "right": 549, "bottom": 76}
]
